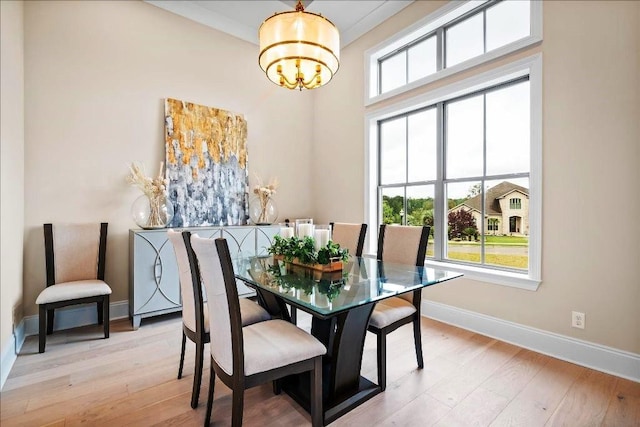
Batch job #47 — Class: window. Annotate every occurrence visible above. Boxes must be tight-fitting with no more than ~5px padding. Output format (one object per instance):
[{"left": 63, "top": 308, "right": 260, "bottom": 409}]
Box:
[
  {"left": 366, "top": 54, "right": 542, "bottom": 290},
  {"left": 365, "top": 0, "right": 542, "bottom": 105}
]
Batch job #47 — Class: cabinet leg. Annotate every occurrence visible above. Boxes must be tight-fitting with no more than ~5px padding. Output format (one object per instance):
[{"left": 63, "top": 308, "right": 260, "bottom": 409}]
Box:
[{"left": 132, "top": 315, "right": 141, "bottom": 330}]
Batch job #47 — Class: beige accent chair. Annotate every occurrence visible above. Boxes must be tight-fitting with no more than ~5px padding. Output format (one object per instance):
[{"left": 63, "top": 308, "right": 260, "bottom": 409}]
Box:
[
  {"left": 167, "top": 230, "right": 270, "bottom": 409},
  {"left": 36, "top": 223, "right": 112, "bottom": 353},
  {"left": 368, "top": 224, "right": 430, "bottom": 391},
  {"left": 188, "top": 234, "right": 326, "bottom": 427}
]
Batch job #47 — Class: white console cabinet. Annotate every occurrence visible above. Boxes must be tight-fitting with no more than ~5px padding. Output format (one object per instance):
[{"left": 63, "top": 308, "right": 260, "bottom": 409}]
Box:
[{"left": 129, "top": 226, "right": 278, "bottom": 329}]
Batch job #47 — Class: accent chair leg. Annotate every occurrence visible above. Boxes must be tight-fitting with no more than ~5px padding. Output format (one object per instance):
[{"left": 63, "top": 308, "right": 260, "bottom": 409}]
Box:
[
  {"left": 46, "top": 309, "right": 55, "bottom": 335},
  {"left": 191, "top": 338, "right": 204, "bottom": 408},
  {"left": 178, "top": 331, "right": 186, "bottom": 379},
  {"left": 39, "top": 305, "right": 46, "bottom": 353},
  {"left": 310, "top": 357, "right": 323, "bottom": 427},
  {"left": 377, "top": 331, "right": 387, "bottom": 392},
  {"left": 290, "top": 306, "right": 297, "bottom": 324},
  {"left": 103, "top": 295, "right": 110, "bottom": 339},
  {"left": 272, "top": 379, "right": 281, "bottom": 395},
  {"left": 413, "top": 315, "right": 424, "bottom": 369},
  {"left": 204, "top": 358, "right": 215, "bottom": 426},
  {"left": 97, "top": 301, "right": 104, "bottom": 325}
]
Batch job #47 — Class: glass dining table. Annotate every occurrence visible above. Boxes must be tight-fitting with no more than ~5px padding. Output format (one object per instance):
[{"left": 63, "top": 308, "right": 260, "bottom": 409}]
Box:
[{"left": 233, "top": 255, "right": 462, "bottom": 426}]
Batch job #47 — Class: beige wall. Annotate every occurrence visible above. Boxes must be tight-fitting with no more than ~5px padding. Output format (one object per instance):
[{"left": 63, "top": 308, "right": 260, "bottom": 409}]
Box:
[
  {"left": 313, "top": 1, "right": 640, "bottom": 353},
  {"left": 21, "top": 0, "right": 316, "bottom": 316},
  {"left": 1, "top": 1, "right": 25, "bottom": 358}
]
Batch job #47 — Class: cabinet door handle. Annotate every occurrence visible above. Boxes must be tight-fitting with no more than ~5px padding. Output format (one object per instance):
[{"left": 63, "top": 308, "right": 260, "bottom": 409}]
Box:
[{"left": 154, "top": 256, "right": 163, "bottom": 284}]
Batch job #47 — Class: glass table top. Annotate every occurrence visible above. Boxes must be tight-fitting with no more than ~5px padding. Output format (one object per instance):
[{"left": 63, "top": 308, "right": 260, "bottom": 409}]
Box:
[{"left": 233, "top": 256, "right": 463, "bottom": 317}]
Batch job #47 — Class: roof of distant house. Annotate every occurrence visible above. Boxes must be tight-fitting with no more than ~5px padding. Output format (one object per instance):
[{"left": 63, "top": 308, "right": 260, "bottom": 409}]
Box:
[{"left": 453, "top": 181, "right": 529, "bottom": 215}]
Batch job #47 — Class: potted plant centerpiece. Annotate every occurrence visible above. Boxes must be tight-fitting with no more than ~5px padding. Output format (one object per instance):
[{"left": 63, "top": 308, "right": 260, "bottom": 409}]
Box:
[{"left": 268, "top": 235, "right": 350, "bottom": 272}]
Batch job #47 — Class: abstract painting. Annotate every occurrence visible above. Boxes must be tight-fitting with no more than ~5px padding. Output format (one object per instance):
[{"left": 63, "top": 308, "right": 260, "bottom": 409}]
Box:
[{"left": 164, "top": 98, "right": 248, "bottom": 227}]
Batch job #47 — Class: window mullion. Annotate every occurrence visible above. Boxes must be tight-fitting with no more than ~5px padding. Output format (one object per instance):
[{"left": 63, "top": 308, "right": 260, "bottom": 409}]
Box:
[
  {"left": 377, "top": 60, "right": 383, "bottom": 96},
  {"left": 434, "top": 102, "right": 445, "bottom": 260},
  {"left": 436, "top": 27, "right": 444, "bottom": 71},
  {"left": 404, "top": 117, "right": 409, "bottom": 225},
  {"left": 483, "top": 9, "right": 487, "bottom": 54},
  {"left": 405, "top": 50, "right": 410, "bottom": 87},
  {"left": 481, "top": 94, "right": 487, "bottom": 265}
]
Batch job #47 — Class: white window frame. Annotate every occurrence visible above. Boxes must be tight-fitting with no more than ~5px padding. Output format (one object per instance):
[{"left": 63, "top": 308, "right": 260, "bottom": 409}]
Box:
[
  {"left": 364, "top": 54, "right": 542, "bottom": 290},
  {"left": 364, "top": 0, "right": 543, "bottom": 106}
]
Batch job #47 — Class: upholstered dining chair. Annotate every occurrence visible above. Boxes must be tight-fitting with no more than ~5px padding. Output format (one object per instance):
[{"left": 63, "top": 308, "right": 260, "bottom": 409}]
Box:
[
  {"left": 368, "top": 224, "right": 430, "bottom": 391},
  {"left": 189, "top": 234, "right": 326, "bottom": 427},
  {"left": 167, "top": 230, "right": 270, "bottom": 409},
  {"left": 35, "top": 223, "right": 112, "bottom": 353},
  {"left": 330, "top": 222, "right": 368, "bottom": 257}
]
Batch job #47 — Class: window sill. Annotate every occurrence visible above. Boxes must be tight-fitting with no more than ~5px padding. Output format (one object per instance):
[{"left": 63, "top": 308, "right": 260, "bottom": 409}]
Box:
[{"left": 423, "top": 259, "right": 540, "bottom": 291}]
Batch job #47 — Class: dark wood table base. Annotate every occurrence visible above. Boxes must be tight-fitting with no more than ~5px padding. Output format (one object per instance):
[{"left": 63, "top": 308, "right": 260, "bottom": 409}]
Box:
[{"left": 256, "top": 288, "right": 379, "bottom": 425}]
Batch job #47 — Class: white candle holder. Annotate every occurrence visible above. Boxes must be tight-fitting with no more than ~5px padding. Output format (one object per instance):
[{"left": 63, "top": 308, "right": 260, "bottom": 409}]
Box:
[
  {"left": 278, "top": 222, "right": 295, "bottom": 239},
  {"left": 313, "top": 224, "right": 332, "bottom": 251},
  {"left": 295, "top": 218, "right": 314, "bottom": 239}
]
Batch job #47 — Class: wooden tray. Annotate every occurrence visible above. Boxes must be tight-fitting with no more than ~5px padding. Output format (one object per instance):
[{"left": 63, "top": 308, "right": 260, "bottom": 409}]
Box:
[{"left": 273, "top": 254, "right": 343, "bottom": 272}]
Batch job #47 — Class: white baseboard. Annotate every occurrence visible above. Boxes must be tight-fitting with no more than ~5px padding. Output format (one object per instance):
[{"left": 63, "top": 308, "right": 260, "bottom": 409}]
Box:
[
  {"left": 1, "top": 318, "right": 25, "bottom": 391},
  {"left": 1, "top": 300, "right": 129, "bottom": 391},
  {"left": 422, "top": 300, "right": 640, "bottom": 383}
]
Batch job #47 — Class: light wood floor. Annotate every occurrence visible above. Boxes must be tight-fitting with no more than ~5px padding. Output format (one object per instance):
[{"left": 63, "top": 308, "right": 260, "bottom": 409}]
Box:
[{"left": 1, "top": 313, "right": 638, "bottom": 426}]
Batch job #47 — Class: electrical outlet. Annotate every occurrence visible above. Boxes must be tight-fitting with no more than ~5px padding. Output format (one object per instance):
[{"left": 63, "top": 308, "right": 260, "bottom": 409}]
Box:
[{"left": 572, "top": 311, "right": 585, "bottom": 329}]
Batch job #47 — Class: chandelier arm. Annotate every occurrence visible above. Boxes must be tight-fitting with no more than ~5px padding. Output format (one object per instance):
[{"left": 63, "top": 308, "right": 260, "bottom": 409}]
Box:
[{"left": 279, "top": 73, "right": 301, "bottom": 89}]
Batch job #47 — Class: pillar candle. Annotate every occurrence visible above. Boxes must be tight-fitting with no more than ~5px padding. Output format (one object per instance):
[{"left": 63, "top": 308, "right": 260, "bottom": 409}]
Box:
[
  {"left": 280, "top": 227, "right": 294, "bottom": 238},
  {"left": 314, "top": 229, "right": 331, "bottom": 251},
  {"left": 297, "top": 223, "right": 314, "bottom": 238}
]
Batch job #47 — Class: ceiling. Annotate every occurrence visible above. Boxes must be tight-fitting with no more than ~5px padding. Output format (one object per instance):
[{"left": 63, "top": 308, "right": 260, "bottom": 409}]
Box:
[{"left": 145, "top": 0, "right": 414, "bottom": 48}]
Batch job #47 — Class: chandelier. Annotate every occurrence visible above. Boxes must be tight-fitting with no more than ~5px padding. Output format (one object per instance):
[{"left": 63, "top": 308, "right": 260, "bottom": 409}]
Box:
[{"left": 258, "top": 1, "right": 340, "bottom": 91}]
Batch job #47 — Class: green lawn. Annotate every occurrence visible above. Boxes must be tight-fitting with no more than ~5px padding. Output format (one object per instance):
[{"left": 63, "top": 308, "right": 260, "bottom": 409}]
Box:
[
  {"left": 484, "top": 235, "right": 528, "bottom": 245},
  {"left": 447, "top": 252, "right": 528, "bottom": 269}
]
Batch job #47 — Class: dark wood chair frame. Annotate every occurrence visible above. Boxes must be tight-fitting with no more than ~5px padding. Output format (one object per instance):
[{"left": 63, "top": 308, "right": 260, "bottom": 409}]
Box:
[
  {"left": 367, "top": 224, "right": 430, "bottom": 391},
  {"left": 291, "top": 222, "right": 368, "bottom": 324},
  {"left": 185, "top": 235, "right": 323, "bottom": 427},
  {"left": 39, "top": 223, "right": 110, "bottom": 353},
  {"left": 175, "top": 231, "right": 210, "bottom": 409}
]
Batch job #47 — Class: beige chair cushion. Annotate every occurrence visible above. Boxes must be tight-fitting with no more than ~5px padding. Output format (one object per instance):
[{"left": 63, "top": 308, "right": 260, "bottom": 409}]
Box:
[
  {"left": 331, "top": 223, "right": 363, "bottom": 256},
  {"left": 36, "top": 280, "right": 112, "bottom": 305},
  {"left": 369, "top": 296, "right": 416, "bottom": 329},
  {"left": 52, "top": 224, "right": 101, "bottom": 283},
  {"left": 380, "top": 225, "right": 425, "bottom": 303},
  {"left": 167, "top": 230, "right": 201, "bottom": 333},
  {"left": 191, "top": 235, "right": 235, "bottom": 374},
  {"left": 243, "top": 319, "right": 326, "bottom": 376},
  {"left": 240, "top": 298, "right": 271, "bottom": 326},
  {"left": 380, "top": 225, "right": 424, "bottom": 266}
]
